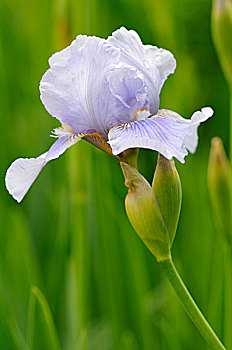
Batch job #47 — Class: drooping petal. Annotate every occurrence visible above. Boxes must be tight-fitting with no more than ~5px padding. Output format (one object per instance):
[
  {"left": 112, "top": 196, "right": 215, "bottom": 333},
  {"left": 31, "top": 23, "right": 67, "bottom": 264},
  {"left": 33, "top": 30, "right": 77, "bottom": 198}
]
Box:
[
  {"left": 108, "top": 115, "right": 190, "bottom": 163},
  {"left": 5, "top": 132, "right": 80, "bottom": 202},
  {"left": 40, "top": 36, "right": 149, "bottom": 138},
  {"left": 108, "top": 107, "right": 214, "bottom": 163},
  {"left": 158, "top": 107, "right": 214, "bottom": 153},
  {"left": 186, "top": 107, "right": 214, "bottom": 153},
  {"left": 107, "top": 27, "right": 176, "bottom": 114},
  {"left": 5, "top": 156, "right": 47, "bottom": 203}
]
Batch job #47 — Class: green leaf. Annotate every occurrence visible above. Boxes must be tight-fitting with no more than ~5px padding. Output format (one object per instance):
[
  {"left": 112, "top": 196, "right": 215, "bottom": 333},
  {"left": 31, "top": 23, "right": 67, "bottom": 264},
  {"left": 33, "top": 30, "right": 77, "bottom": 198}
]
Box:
[
  {"left": 0, "top": 285, "right": 28, "bottom": 350},
  {"left": 27, "top": 286, "right": 61, "bottom": 350}
]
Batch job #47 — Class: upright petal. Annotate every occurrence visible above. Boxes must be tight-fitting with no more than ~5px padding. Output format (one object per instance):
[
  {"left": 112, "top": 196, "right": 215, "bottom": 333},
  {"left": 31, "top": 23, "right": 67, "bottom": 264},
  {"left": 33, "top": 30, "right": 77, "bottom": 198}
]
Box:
[
  {"left": 107, "top": 65, "right": 148, "bottom": 116},
  {"left": 107, "top": 27, "right": 176, "bottom": 114},
  {"left": 49, "top": 35, "right": 88, "bottom": 66},
  {"left": 5, "top": 132, "right": 80, "bottom": 202},
  {"left": 40, "top": 37, "right": 149, "bottom": 139}
]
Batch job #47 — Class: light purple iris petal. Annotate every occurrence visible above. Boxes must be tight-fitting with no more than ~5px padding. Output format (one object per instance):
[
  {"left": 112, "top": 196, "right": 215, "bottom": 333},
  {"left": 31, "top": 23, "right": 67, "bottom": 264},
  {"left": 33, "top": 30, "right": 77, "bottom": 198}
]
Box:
[
  {"left": 186, "top": 107, "right": 214, "bottom": 153},
  {"left": 40, "top": 36, "right": 148, "bottom": 138},
  {"left": 6, "top": 27, "right": 213, "bottom": 204},
  {"left": 108, "top": 115, "right": 190, "bottom": 163},
  {"left": 159, "top": 107, "right": 214, "bottom": 153},
  {"left": 5, "top": 135, "right": 79, "bottom": 202},
  {"left": 108, "top": 65, "right": 147, "bottom": 116},
  {"left": 107, "top": 27, "right": 176, "bottom": 114},
  {"left": 108, "top": 107, "right": 214, "bottom": 162},
  {"left": 48, "top": 35, "right": 88, "bottom": 66}
]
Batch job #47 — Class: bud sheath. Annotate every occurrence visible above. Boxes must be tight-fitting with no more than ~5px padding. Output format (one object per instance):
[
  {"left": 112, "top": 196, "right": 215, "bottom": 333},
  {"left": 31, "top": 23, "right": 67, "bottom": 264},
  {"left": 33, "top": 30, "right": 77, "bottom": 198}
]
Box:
[
  {"left": 208, "top": 137, "right": 232, "bottom": 246},
  {"left": 212, "top": 0, "right": 232, "bottom": 86},
  {"left": 152, "top": 154, "right": 182, "bottom": 246},
  {"left": 120, "top": 162, "right": 171, "bottom": 261}
]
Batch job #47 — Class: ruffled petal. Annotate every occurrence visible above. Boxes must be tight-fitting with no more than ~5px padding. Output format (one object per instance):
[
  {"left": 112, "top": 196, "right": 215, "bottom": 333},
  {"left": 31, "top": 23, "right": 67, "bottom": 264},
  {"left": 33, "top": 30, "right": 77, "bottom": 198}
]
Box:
[
  {"left": 40, "top": 28, "right": 176, "bottom": 138},
  {"left": 159, "top": 107, "right": 214, "bottom": 153},
  {"left": 5, "top": 156, "right": 47, "bottom": 203},
  {"left": 49, "top": 35, "right": 88, "bottom": 66},
  {"left": 40, "top": 37, "right": 148, "bottom": 138},
  {"left": 108, "top": 107, "right": 213, "bottom": 163},
  {"left": 108, "top": 65, "right": 148, "bottom": 116},
  {"left": 5, "top": 132, "right": 80, "bottom": 202},
  {"left": 108, "top": 115, "right": 190, "bottom": 163},
  {"left": 40, "top": 37, "right": 119, "bottom": 137},
  {"left": 186, "top": 107, "right": 214, "bottom": 153},
  {"left": 107, "top": 27, "right": 176, "bottom": 114}
]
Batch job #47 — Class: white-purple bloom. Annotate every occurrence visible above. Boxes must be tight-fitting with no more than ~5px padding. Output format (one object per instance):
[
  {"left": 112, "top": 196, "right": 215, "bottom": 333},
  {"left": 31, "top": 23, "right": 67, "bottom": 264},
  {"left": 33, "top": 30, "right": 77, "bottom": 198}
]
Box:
[{"left": 5, "top": 27, "right": 213, "bottom": 202}]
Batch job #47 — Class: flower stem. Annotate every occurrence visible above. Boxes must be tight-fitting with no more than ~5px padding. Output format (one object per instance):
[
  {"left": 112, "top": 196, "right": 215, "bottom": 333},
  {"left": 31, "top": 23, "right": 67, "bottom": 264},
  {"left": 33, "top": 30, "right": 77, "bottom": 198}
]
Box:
[
  {"left": 230, "top": 88, "right": 232, "bottom": 161},
  {"left": 224, "top": 247, "right": 232, "bottom": 349},
  {"left": 159, "top": 257, "right": 226, "bottom": 350}
]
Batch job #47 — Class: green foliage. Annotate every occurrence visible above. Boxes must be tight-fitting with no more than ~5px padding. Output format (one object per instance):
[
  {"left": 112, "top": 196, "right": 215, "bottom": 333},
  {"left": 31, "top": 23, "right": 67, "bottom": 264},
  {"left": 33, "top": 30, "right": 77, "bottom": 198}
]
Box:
[
  {"left": 0, "top": 0, "right": 228, "bottom": 349},
  {"left": 27, "top": 286, "right": 61, "bottom": 350}
]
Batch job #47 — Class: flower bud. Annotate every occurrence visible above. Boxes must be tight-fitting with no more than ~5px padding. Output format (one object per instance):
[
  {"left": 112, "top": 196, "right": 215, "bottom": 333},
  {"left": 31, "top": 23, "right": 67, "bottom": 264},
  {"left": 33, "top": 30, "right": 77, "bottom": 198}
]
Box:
[
  {"left": 152, "top": 154, "right": 182, "bottom": 246},
  {"left": 208, "top": 137, "right": 232, "bottom": 246},
  {"left": 212, "top": 0, "right": 232, "bottom": 86},
  {"left": 120, "top": 162, "right": 171, "bottom": 261}
]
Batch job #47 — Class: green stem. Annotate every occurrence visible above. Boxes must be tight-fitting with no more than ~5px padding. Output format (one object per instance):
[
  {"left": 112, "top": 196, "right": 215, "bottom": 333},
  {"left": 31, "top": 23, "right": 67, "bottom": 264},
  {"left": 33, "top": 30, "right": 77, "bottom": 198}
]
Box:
[
  {"left": 224, "top": 247, "right": 232, "bottom": 349},
  {"left": 230, "top": 89, "right": 232, "bottom": 162},
  {"left": 159, "top": 257, "right": 226, "bottom": 350}
]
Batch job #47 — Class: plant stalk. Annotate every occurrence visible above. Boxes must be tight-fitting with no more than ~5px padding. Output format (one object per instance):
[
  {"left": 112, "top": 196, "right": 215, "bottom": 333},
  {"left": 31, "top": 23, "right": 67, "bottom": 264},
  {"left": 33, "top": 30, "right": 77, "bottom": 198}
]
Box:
[
  {"left": 224, "top": 246, "right": 232, "bottom": 349},
  {"left": 159, "top": 257, "right": 226, "bottom": 350},
  {"left": 230, "top": 89, "right": 232, "bottom": 161}
]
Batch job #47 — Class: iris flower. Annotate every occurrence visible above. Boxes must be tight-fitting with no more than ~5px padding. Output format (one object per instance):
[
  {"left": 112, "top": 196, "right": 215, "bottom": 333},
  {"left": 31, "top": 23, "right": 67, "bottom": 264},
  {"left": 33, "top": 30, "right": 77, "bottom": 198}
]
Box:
[{"left": 5, "top": 27, "right": 213, "bottom": 202}]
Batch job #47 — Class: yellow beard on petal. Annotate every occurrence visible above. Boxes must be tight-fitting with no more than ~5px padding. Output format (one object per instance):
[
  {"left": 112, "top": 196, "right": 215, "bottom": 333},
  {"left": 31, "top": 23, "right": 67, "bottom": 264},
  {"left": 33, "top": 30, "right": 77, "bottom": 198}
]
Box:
[
  {"left": 62, "top": 125, "right": 74, "bottom": 133},
  {"left": 133, "top": 110, "right": 151, "bottom": 121}
]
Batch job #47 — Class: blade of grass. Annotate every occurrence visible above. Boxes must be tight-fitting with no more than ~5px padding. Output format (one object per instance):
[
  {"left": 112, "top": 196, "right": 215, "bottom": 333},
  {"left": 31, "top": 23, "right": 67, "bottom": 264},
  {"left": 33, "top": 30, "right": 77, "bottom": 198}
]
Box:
[{"left": 27, "top": 286, "right": 61, "bottom": 350}]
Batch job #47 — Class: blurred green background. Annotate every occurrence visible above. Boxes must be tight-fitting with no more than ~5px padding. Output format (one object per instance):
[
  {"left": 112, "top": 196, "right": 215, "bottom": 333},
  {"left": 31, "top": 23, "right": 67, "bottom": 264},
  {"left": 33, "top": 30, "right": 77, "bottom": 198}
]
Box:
[{"left": 0, "top": 0, "right": 229, "bottom": 349}]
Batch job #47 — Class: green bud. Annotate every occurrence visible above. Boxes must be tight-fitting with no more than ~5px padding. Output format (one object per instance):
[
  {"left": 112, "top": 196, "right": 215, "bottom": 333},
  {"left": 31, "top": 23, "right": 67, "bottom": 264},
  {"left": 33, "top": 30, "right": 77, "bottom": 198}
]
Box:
[
  {"left": 152, "top": 154, "right": 182, "bottom": 246},
  {"left": 120, "top": 162, "right": 171, "bottom": 261},
  {"left": 212, "top": 0, "right": 232, "bottom": 86},
  {"left": 208, "top": 137, "right": 232, "bottom": 246}
]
